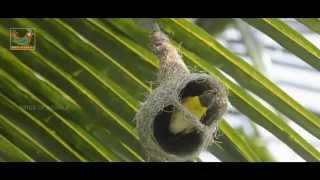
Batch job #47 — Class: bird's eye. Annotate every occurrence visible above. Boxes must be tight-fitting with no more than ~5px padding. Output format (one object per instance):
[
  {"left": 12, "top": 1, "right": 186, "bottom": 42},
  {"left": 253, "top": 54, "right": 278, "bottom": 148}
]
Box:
[{"left": 206, "top": 90, "right": 217, "bottom": 96}]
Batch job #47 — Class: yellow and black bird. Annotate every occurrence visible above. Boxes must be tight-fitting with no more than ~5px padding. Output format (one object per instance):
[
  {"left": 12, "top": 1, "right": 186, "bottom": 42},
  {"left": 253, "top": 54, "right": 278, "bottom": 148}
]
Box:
[{"left": 169, "top": 90, "right": 216, "bottom": 135}]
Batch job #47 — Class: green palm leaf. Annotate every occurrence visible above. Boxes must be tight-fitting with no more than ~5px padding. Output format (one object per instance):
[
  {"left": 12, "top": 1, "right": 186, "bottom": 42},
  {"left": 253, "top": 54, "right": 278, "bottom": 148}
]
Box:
[
  {"left": 296, "top": 18, "right": 320, "bottom": 34},
  {"left": 243, "top": 18, "right": 320, "bottom": 70}
]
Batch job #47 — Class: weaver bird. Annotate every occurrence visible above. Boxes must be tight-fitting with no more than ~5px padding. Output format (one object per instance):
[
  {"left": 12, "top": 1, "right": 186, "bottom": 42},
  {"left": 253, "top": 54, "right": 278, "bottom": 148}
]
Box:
[{"left": 169, "top": 90, "right": 217, "bottom": 135}]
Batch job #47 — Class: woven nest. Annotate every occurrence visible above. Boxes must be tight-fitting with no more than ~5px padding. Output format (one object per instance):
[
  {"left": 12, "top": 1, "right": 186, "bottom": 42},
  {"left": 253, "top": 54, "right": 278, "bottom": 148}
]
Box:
[{"left": 133, "top": 27, "right": 228, "bottom": 162}]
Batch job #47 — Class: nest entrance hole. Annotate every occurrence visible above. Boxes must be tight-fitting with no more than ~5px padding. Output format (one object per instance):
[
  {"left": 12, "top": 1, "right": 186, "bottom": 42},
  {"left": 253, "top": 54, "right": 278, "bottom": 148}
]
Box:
[{"left": 153, "top": 78, "right": 216, "bottom": 156}]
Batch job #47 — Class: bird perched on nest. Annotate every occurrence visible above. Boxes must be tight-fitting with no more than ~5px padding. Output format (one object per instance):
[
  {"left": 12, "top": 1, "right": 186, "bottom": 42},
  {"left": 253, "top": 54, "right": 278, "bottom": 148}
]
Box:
[{"left": 169, "top": 90, "right": 216, "bottom": 134}]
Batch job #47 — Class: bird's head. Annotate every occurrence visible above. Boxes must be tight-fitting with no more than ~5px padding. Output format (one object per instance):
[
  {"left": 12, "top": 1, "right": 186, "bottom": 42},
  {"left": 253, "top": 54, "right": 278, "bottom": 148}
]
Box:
[
  {"left": 199, "top": 88, "right": 228, "bottom": 107},
  {"left": 198, "top": 83, "right": 228, "bottom": 124}
]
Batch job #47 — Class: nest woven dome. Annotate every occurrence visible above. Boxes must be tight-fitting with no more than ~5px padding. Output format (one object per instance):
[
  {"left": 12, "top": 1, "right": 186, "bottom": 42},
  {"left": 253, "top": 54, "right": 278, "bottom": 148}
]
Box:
[{"left": 135, "top": 73, "right": 228, "bottom": 161}]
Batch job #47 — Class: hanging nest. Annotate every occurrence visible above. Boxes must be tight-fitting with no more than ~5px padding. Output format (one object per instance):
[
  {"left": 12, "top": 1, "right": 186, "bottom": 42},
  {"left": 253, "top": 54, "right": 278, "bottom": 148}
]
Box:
[{"left": 134, "top": 26, "right": 228, "bottom": 161}]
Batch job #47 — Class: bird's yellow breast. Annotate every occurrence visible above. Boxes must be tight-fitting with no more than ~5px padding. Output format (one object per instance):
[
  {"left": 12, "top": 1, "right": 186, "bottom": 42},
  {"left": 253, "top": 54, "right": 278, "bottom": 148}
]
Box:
[
  {"left": 182, "top": 96, "right": 208, "bottom": 120},
  {"left": 169, "top": 96, "right": 208, "bottom": 134}
]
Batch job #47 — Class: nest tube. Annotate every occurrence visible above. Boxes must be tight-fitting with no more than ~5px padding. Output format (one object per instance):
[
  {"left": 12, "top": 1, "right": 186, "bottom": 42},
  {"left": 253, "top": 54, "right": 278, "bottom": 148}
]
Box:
[{"left": 134, "top": 27, "right": 228, "bottom": 161}]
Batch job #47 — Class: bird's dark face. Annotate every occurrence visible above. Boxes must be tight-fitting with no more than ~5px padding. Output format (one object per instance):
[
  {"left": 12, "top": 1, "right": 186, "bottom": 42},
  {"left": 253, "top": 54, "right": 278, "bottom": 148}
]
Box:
[
  {"left": 199, "top": 87, "right": 228, "bottom": 108},
  {"left": 199, "top": 90, "right": 216, "bottom": 107},
  {"left": 198, "top": 86, "right": 228, "bottom": 125}
]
